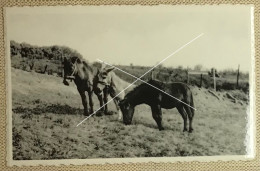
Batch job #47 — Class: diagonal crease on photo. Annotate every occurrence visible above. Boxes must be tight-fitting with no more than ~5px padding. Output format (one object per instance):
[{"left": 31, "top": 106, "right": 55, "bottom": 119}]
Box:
[
  {"left": 76, "top": 33, "right": 204, "bottom": 127},
  {"left": 97, "top": 59, "right": 197, "bottom": 111}
]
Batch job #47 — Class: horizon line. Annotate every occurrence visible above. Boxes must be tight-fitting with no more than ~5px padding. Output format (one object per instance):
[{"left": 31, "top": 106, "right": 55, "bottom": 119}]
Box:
[{"left": 9, "top": 40, "right": 250, "bottom": 73}]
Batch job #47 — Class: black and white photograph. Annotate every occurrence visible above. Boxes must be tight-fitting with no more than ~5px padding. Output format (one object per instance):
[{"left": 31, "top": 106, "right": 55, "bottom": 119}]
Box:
[{"left": 5, "top": 5, "right": 255, "bottom": 165}]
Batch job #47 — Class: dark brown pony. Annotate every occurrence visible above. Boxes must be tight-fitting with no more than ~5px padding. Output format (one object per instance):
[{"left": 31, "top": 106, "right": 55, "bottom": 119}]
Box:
[
  {"left": 63, "top": 56, "right": 103, "bottom": 116},
  {"left": 119, "top": 79, "right": 195, "bottom": 132}
]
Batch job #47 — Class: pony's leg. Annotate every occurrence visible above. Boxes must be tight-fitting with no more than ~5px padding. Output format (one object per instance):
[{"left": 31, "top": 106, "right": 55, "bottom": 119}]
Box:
[
  {"left": 78, "top": 90, "right": 89, "bottom": 116},
  {"left": 93, "top": 91, "right": 103, "bottom": 116},
  {"left": 103, "top": 88, "right": 109, "bottom": 114},
  {"left": 109, "top": 90, "right": 122, "bottom": 120},
  {"left": 151, "top": 105, "right": 164, "bottom": 131},
  {"left": 88, "top": 91, "right": 94, "bottom": 114},
  {"left": 177, "top": 106, "right": 188, "bottom": 132},
  {"left": 113, "top": 98, "right": 122, "bottom": 120},
  {"left": 97, "top": 93, "right": 104, "bottom": 111},
  {"left": 184, "top": 105, "right": 194, "bottom": 133}
]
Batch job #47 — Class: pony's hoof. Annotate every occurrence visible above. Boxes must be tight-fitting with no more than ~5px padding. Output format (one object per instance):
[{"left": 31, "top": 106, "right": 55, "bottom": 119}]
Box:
[
  {"left": 189, "top": 128, "right": 194, "bottom": 133},
  {"left": 95, "top": 111, "right": 103, "bottom": 117},
  {"left": 105, "top": 111, "right": 114, "bottom": 115},
  {"left": 84, "top": 113, "right": 90, "bottom": 116},
  {"left": 159, "top": 127, "right": 164, "bottom": 131},
  {"left": 183, "top": 128, "right": 188, "bottom": 132},
  {"left": 63, "top": 80, "right": 69, "bottom": 86}
]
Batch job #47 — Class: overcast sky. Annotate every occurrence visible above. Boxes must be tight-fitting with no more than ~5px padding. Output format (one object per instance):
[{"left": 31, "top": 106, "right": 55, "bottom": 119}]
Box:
[{"left": 6, "top": 5, "right": 253, "bottom": 72}]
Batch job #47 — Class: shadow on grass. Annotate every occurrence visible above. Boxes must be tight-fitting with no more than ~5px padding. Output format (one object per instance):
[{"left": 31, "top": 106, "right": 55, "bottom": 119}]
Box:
[
  {"left": 131, "top": 120, "right": 159, "bottom": 130},
  {"left": 13, "top": 104, "right": 84, "bottom": 115},
  {"left": 132, "top": 120, "right": 183, "bottom": 132}
]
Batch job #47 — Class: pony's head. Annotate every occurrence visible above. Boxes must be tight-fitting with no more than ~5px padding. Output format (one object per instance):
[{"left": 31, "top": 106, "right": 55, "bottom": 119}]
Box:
[
  {"left": 63, "top": 56, "right": 80, "bottom": 85},
  {"left": 119, "top": 99, "right": 135, "bottom": 125},
  {"left": 94, "top": 64, "right": 115, "bottom": 93}
]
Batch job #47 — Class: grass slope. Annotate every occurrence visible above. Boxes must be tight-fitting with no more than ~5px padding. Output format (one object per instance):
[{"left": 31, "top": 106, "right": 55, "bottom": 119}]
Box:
[{"left": 12, "top": 68, "right": 248, "bottom": 160}]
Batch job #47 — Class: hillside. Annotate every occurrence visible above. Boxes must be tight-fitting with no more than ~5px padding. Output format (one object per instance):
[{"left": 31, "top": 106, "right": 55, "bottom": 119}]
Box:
[{"left": 10, "top": 41, "right": 249, "bottom": 92}]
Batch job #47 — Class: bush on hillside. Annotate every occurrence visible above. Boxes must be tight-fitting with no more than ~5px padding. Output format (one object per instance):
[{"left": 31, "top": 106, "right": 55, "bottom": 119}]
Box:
[{"left": 10, "top": 41, "right": 82, "bottom": 76}]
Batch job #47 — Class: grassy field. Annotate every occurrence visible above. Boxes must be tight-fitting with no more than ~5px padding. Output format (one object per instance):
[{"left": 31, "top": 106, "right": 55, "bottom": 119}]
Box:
[{"left": 12, "top": 68, "right": 249, "bottom": 160}]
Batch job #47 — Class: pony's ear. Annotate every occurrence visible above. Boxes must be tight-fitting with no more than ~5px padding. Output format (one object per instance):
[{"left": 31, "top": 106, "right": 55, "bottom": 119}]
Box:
[{"left": 106, "top": 67, "right": 115, "bottom": 73}]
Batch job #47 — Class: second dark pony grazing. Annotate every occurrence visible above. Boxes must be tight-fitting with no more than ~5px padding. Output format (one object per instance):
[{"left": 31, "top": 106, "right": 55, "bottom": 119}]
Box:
[{"left": 119, "top": 79, "right": 195, "bottom": 132}]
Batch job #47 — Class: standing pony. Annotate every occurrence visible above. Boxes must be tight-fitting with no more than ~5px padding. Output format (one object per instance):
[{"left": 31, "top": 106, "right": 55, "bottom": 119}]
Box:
[
  {"left": 63, "top": 56, "right": 102, "bottom": 116},
  {"left": 93, "top": 65, "right": 134, "bottom": 120},
  {"left": 119, "top": 79, "right": 195, "bottom": 132}
]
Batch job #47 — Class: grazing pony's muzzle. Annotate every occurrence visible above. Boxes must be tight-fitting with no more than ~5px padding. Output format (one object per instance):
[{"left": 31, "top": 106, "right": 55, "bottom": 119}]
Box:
[{"left": 119, "top": 100, "right": 134, "bottom": 126}]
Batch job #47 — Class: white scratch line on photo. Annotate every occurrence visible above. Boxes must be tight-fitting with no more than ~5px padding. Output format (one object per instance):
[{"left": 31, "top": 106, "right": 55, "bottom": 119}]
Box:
[
  {"left": 76, "top": 33, "right": 204, "bottom": 127},
  {"left": 97, "top": 59, "right": 197, "bottom": 111}
]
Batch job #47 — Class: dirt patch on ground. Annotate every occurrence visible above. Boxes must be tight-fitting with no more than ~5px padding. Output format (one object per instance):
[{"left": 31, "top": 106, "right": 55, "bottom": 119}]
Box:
[{"left": 11, "top": 69, "right": 248, "bottom": 160}]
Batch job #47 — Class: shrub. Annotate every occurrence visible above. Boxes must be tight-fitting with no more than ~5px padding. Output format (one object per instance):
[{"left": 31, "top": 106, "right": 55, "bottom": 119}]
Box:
[{"left": 10, "top": 41, "right": 81, "bottom": 75}]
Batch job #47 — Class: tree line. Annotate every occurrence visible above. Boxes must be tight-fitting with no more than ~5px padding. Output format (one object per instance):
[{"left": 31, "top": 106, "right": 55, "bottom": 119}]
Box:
[{"left": 10, "top": 40, "right": 82, "bottom": 75}]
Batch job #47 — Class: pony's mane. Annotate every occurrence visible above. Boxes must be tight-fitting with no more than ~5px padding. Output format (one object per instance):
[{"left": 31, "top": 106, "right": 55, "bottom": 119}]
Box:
[
  {"left": 66, "top": 55, "right": 83, "bottom": 62},
  {"left": 82, "top": 60, "right": 93, "bottom": 72},
  {"left": 147, "top": 79, "right": 165, "bottom": 88},
  {"left": 67, "top": 56, "right": 93, "bottom": 73},
  {"left": 125, "top": 83, "right": 146, "bottom": 99},
  {"left": 125, "top": 79, "right": 164, "bottom": 99}
]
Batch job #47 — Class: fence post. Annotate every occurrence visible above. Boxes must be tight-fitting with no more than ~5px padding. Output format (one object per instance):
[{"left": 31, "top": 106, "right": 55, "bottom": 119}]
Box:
[
  {"left": 236, "top": 64, "right": 240, "bottom": 89},
  {"left": 213, "top": 68, "right": 216, "bottom": 91}
]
